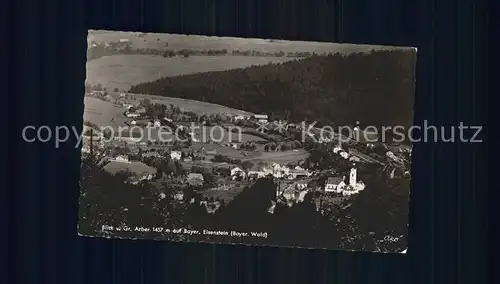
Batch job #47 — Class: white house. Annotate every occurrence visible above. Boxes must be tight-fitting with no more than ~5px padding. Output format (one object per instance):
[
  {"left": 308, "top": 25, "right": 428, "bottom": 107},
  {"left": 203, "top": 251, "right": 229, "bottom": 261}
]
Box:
[
  {"left": 126, "top": 113, "right": 140, "bottom": 118},
  {"left": 342, "top": 185, "right": 358, "bottom": 196},
  {"left": 354, "top": 180, "right": 365, "bottom": 191},
  {"left": 282, "top": 187, "right": 297, "bottom": 201},
  {"left": 153, "top": 119, "right": 161, "bottom": 128},
  {"left": 114, "top": 155, "right": 130, "bottom": 163},
  {"left": 336, "top": 179, "right": 347, "bottom": 193},
  {"left": 139, "top": 173, "right": 154, "bottom": 181},
  {"left": 173, "top": 191, "right": 184, "bottom": 201},
  {"left": 233, "top": 115, "right": 246, "bottom": 122},
  {"left": 264, "top": 163, "right": 290, "bottom": 179},
  {"left": 119, "top": 38, "right": 130, "bottom": 43},
  {"left": 296, "top": 180, "right": 309, "bottom": 190},
  {"left": 170, "top": 151, "right": 182, "bottom": 161},
  {"left": 386, "top": 151, "right": 404, "bottom": 164},
  {"left": 296, "top": 189, "right": 309, "bottom": 203},
  {"left": 288, "top": 169, "right": 310, "bottom": 179},
  {"left": 231, "top": 167, "right": 246, "bottom": 180},
  {"left": 339, "top": 151, "right": 350, "bottom": 159},
  {"left": 130, "top": 120, "right": 137, "bottom": 125},
  {"left": 325, "top": 177, "right": 342, "bottom": 192},
  {"left": 253, "top": 114, "right": 268, "bottom": 123},
  {"left": 247, "top": 170, "right": 266, "bottom": 179},
  {"left": 294, "top": 165, "right": 305, "bottom": 171}
]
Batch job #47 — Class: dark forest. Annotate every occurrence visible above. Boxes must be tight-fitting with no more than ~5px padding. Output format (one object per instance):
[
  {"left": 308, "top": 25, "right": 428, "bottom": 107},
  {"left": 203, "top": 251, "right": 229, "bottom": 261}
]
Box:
[{"left": 129, "top": 49, "right": 416, "bottom": 129}]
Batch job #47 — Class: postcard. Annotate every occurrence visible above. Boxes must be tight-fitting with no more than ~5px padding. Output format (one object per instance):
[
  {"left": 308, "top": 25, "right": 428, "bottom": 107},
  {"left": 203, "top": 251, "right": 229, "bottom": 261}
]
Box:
[{"left": 79, "top": 30, "right": 416, "bottom": 253}]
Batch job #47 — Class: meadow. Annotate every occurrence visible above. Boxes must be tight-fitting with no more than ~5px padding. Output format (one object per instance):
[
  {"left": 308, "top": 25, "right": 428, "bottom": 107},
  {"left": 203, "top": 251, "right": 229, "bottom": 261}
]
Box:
[
  {"left": 86, "top": 54, "right": 295, "bottom": 91},
  {"left": 190, "top": 142, "right": 244, "bottom": 159},
  {"left": 245, "top": 149, "right": 310, "bottom": 165},
  {"left": 191, "top": 126, "right": 265, "bottom": 143},
  {"left": 88, "top": 30, "right": 398, "bottom": 56},
  {"left": 83, "top": 97, "right": 127, "bottom": 127},
  {"left": 104, "top": 160, "right": 156, "bottom": 175}
]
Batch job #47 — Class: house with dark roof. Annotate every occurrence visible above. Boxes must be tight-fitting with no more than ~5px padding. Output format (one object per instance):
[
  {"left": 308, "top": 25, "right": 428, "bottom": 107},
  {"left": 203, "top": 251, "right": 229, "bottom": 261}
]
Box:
[
  {"left": 325, "top": 177, "right": 342, "bottom": 192},
  {"left": 252, "top": 114, "right": 268, "bottom": 123}
]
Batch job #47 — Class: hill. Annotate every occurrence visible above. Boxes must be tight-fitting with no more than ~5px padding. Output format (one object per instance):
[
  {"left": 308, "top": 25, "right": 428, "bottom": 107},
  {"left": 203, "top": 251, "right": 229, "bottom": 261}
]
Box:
[{"left": 129, "top": 49, "right": 417, "bottom": 129}]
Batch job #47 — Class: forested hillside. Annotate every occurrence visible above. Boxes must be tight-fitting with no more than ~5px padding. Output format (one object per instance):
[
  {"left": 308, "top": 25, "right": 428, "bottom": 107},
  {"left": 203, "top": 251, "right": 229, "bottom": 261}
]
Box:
[{"left": 129, "top": 49, "right": 416, "bottom": 128}]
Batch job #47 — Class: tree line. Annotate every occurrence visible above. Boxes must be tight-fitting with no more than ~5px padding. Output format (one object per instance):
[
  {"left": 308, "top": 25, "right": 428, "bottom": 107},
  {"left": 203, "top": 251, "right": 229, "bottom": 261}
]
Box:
[{"left": 87, "top": 41, "right": 334, "bottom": 61}]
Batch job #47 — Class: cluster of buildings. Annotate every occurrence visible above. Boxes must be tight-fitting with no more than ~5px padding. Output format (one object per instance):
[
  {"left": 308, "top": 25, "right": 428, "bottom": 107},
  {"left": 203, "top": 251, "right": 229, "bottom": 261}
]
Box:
[
  {"left": 228, "top": 163, "right": 312, "bottom": 181},
  {"left": 276, "top": 179, "right": 312, "bottom": 204},
  {"left": 125, "top": 105, "right": 146, "bottom": 118},
  {"left": 325, "top": 167, "right": 365, "bottom": 196},
  {"left": 232, "top": 114, "right": 269, "bottom": 124},
  {"left": 86, "top": 90, "right": 108, "bottom": 100},
  {"left": 333, "top": 146, "right": 361, "bottom": 162}
]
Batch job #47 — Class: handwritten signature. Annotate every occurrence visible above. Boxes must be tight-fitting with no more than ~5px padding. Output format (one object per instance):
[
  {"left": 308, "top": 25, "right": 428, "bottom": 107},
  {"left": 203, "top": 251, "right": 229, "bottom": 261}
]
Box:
[{"left": 383, "top": 235, "right": 401, "bottom": 242}]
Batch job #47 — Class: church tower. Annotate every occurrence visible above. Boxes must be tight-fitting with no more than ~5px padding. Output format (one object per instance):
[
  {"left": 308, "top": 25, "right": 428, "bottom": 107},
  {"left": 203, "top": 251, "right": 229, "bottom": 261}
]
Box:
[{"left": 349, "top": 168, "right": 357, "bottom": 186}]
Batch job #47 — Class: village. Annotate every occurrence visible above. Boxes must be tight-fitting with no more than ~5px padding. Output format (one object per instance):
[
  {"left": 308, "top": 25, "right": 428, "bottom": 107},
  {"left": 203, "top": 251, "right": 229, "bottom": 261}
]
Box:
[{"left": 82, "top": 89, "right": 412, "bottom": 216}]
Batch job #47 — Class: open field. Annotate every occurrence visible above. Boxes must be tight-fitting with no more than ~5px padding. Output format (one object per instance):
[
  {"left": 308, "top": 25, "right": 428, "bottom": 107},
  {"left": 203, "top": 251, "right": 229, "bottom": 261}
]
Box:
[
  {"left": 86, "top": 54, "right": 295, "bottom": 91},
  {"left": 104, "top": 161, "right": 156, "bottom": 175},
  {"left": 244, "top": 149, "right": 310, "bottom": 165},
  {"left": 190, "top": 142, "right": 244, "bottom": 159},
  {"left": 83, "top": 97, "right": 127, "bottom": 127},
  {"left": 192, "top": 126, "right": 266, "bottom": 143},
  {"left": 180, "top": 161, "right": 239, "bottom": 173},
  {"left": 88, "top": 30, "right": 404, "bottom": 55}
]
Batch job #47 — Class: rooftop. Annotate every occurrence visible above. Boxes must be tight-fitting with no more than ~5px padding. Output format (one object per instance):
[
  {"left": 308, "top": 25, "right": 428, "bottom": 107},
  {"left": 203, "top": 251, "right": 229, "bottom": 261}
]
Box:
[
  {"left": 253, "top": 114, "right": 268, "bottom": 119},
  {"left": 188, "top": 173, "right": 204, "bottom": 179},
  {"left": 326, "top": 177, "right": 342, "bottom": 185}
]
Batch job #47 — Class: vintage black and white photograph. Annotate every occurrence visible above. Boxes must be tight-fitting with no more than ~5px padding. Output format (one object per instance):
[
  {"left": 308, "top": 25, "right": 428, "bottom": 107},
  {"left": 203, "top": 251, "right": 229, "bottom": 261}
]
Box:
[{"left": 78, "top": 30, "right": 416, "bottom": 253}]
